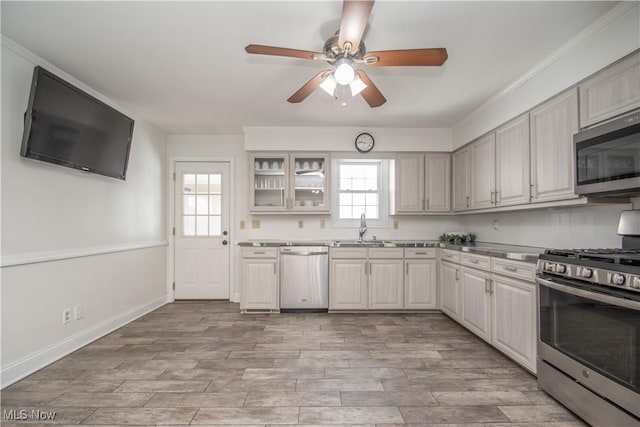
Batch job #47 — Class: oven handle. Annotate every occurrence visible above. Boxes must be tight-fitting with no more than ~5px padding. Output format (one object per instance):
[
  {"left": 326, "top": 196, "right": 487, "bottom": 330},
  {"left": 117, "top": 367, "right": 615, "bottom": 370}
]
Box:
[{"left": 536, "top": 276, "right": 640, "bottom": 311}]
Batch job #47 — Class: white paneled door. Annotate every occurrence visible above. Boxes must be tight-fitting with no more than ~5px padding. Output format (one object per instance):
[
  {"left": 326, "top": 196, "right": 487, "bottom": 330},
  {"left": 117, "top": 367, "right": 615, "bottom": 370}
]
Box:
[{"left": 174, "top": 162, "right": 230, "bottom": 299}]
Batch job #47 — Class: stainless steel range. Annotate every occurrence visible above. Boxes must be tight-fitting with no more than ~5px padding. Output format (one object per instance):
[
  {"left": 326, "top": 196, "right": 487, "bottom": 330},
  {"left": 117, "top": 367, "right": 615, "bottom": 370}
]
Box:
[{"left": 536, "top": 242, "right": 640, "bottom": 426}]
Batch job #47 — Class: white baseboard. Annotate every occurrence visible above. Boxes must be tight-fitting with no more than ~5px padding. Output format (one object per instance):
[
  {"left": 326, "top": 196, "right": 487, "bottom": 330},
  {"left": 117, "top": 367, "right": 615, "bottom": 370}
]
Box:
[
  {"left": 1, "top": 295, "right": 168, "bottom": 389},
  {"left": 231, "top": 292, "right": 241, "bottom": 303}
]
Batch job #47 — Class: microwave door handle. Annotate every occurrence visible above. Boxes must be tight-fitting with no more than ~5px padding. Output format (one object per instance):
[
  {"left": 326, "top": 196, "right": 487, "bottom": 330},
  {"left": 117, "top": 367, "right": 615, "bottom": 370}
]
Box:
[{"left": 536, "top": 277, "right": 640, "bottom": 311}]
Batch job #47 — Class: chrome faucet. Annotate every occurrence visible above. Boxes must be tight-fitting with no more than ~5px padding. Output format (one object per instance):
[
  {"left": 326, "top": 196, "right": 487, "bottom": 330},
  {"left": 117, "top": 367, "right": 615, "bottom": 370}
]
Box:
[{"left": 358, "top": 212, "right": 367, "bottom": 242}]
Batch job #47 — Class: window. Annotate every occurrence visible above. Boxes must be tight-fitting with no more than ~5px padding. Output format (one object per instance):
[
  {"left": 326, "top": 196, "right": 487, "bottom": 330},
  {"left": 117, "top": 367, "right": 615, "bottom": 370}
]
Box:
[
  {"left": 182, "top": 173, "right": 222, "bottom": 236},
  {"left": 332, "top": 159, "right": 388, "bottom": 227}
]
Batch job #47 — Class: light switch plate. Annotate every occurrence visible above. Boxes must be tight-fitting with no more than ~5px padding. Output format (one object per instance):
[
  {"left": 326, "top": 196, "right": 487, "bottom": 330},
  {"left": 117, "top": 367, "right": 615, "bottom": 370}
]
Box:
[{"left": 239, "top": 220, "right": 246, "bottom": 230}]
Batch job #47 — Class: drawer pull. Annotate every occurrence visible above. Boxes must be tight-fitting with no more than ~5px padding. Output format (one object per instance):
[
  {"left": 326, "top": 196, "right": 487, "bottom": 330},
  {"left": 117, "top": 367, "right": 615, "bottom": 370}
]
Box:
[
  {"left": 254, "top": 251, "right": 265, "bottom": 254},
  {"left": 415, "top": 252, "right": 427, "bottom": 255},
  {"left": 470, "top": 259, "right": 479, "bottom": 264},
  {"left": 504, "top": 265, "right": 518, "bottom": 272}
]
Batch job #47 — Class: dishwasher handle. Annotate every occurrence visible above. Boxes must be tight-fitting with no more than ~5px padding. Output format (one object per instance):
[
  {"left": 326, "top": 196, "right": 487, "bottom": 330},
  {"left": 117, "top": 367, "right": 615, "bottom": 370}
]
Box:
[{"left": 280, "top": 251, "right": 328, "bottom": 256}]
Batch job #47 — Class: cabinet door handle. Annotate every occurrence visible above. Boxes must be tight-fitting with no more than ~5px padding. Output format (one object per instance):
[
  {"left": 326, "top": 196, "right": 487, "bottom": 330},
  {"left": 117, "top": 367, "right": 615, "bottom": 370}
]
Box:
[
  {"left": 490, "top": 191, "right": 495, "bottom": 204},
  {"left": 485, "top": 278, "right": 490, "bottom": 293},
  {"left": 466, "top": 196, "right": 470, "bottom": 208},
  {"left": 422, "top": 199, "right": 425, "bottom": 210},
  {"left": 529, "top": 184, "right": 535, "bottom": 199},
  {"left": 365, "top": 262, "right": 368, "bottom": 276},
  {"left": 495, "top": 190, "right": 500, "bottom": 204},
  {"left": 455, "top": 269, "right": 459, "bottom": 280},
  {"left": 426, "top": 199, "right": 430, "bottom": 210},
  {"left": 406, "top": 262, "right": 409, "bottom": 275},
  {"left": 369, "top": 262, "right": 372, "bottom": 275},
  {"left": 490, "top": 279, "right": 494, "bottom": 294},
  {"left": 504, "top": 265, "right": 517, "bottom": 272}
]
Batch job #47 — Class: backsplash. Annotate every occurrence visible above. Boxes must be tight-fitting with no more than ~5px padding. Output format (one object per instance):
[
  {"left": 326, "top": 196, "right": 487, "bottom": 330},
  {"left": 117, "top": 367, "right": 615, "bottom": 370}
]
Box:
[{"left": 460, "top": 204, "right": 629, "bottom": 249}]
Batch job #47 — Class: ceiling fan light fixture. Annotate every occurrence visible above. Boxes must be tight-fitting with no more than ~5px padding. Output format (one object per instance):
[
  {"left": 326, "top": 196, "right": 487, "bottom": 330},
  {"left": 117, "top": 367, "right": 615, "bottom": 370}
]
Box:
[
  {"left": 334, "top": 58, "right": 355, "bottom": 85},
  {"left": 349, "top": 75, "right": 367, "bottom": 96},
  {"left": 319, "top": 74, "right": 337, "bottom": 96}
]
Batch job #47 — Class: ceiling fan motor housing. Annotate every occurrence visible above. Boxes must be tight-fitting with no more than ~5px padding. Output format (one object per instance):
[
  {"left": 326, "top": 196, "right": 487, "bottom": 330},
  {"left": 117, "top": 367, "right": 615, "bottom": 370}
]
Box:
[{"left": 323, "top": 33, "right": 366, "bottom": 61}]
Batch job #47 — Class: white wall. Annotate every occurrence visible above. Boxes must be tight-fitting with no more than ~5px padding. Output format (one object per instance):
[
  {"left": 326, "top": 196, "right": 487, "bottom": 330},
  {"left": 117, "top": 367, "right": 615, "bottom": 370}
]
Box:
[
  {"left": 452, "top": 2, "right": 640, "bottom": 148},
  {"left": 0, "top": 38, "right": 168, "bottom": 388},
  {"left": 460, "top": 204, "right": 627, "bottom": 249},
  {"left": 244, "top": 126, "right": 452, "bottom": 152}
]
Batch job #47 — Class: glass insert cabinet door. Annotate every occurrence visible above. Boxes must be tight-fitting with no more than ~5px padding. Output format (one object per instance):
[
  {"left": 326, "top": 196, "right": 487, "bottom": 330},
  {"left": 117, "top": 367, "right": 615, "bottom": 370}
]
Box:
[
  {"left": 252, "top": 154, "right": 288, "bottom": 210},
  {"left": 292, "top": 154, "right": 327, "bottom": 210}
]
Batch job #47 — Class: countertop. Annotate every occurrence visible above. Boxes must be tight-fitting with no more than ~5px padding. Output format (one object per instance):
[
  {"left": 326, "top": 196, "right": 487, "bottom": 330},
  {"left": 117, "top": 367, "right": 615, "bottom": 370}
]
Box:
[{"left": 238, "top": 240, "right": 544, "bottom": 263}]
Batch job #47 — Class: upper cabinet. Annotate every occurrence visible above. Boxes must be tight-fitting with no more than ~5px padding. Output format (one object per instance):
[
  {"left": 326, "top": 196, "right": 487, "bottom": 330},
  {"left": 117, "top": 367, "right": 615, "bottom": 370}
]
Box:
[
  {"left": 530, "top": 89, "right": 579, "bottom": 203},
  {"left": 250, "top": 152, "right": 330, "bottom": 214},
  {"left": 579, "top": 52, "right": 640, "bottom": 128},
  {"left": 495, "top": 114, "right": 530, "bottom": 207},
  {"left": 452, "top": 147, "right": 471, "bottom": 211},
  {"left": 470, "top": 133, "right": 496, "bottom": 209},
  {"left": 394, "top": 153, "right": 451, "bottom": 214}
]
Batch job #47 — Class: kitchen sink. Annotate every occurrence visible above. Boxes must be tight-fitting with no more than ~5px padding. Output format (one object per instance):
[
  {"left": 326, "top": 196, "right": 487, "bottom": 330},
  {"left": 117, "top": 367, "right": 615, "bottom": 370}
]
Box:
[{"left": 332, "top": 240, "right": 396, "bottom": 247}]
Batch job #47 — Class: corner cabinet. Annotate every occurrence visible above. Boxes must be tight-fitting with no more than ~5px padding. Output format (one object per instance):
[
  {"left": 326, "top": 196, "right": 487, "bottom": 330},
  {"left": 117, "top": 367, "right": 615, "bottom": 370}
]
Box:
[
  {"left": 530, "top": 89, "right": 579, "bottom": 203},
  {"left": 250, "top": 152, "right": 330, "bottom": 214},
  {"left": 394, "top": 153, "right": 450, "bottom": 214},
  {"left": 452, "top": 147, "right": 471, "bottom": 211}
]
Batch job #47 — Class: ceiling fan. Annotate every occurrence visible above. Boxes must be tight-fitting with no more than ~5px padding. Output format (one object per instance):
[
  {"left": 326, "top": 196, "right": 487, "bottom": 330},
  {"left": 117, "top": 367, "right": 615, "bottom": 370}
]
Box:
[{"left": 245, "top": 0, "right": 448, "bottom": 108}]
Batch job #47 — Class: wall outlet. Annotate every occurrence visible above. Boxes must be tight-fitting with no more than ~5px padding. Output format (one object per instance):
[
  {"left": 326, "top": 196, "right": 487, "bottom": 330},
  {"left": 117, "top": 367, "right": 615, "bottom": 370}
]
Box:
[
  {"left": 74, "top": 304, "right": 84, "bottom": 320},
  {"left": 393, "top": 220, "right": 399, "bottom": 230},
  {"left": 62, "top": 309, "right": 71, "bottom": 324},
  {"left": 239, "top": 220, "right": 246, "bottom": 230},
  {"left": 320, "top": 219, "right": 325, "bottom": 229},
  {"left": 251, "top": 220, "right": 260, "bottom": 229},
  {"left": 298, "top": 220, "right": 304, "bottom": 229}
]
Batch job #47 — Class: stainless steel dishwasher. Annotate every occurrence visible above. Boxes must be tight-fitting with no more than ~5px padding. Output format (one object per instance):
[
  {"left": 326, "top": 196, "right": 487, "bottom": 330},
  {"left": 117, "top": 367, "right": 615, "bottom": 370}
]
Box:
[{"left": 279, "top": 246, "right": 328, "bottom": 311}]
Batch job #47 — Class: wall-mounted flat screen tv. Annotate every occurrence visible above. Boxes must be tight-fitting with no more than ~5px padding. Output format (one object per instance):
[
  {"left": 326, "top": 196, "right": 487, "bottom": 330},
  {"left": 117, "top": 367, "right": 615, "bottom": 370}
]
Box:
[{"left": 20, "top": 66, "right": 135, "bottom": 180}]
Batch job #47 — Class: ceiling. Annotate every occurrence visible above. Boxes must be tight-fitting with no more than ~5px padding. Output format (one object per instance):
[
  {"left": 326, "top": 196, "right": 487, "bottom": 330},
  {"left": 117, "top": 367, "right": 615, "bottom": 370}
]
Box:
[{"left": 1, "top": 1, "right": 618, "bottom": 135}]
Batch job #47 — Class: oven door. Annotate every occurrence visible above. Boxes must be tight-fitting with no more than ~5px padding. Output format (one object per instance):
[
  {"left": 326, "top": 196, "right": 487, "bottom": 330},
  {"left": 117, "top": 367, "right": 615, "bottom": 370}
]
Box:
[{"left": 537, "top": 276, "right": 640, "bottom": 418}]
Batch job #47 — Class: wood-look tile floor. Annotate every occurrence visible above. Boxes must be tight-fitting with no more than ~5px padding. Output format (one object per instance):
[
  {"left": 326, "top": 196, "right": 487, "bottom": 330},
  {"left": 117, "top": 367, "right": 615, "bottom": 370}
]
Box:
[{"left": 1, "top": 301, "right": 586, "bottom": 426}]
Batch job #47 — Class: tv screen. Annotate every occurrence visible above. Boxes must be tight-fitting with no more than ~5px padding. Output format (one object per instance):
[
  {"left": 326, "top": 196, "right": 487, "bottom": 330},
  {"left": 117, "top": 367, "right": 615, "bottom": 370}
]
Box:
[{"left": 20, "top": 66, "right": 134, "bottom": 180}]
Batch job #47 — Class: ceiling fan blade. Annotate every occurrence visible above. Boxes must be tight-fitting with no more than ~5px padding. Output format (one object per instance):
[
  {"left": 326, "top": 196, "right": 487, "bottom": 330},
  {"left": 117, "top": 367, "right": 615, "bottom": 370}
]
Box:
[
  {"left": 364, "top": 48, "right": 448, "bottom": 67},
  {"left": 356, "top": 70, "right": 386, "bottom": 108},
  {"left": 245, "top": 44, "right": 326, "bottom": 61},
  {"left": 338, "top": 0, "right": 374, "bottom": 53},
  {"left": 287, "top": 70, "right": 331, "bottom": 103}
]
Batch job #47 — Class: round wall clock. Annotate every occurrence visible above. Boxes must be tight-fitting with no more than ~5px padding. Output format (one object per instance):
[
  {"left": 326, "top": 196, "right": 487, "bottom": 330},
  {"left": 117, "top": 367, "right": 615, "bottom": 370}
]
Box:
[{"left": 355, "top": 133, "right": 374, "bottom": 153}]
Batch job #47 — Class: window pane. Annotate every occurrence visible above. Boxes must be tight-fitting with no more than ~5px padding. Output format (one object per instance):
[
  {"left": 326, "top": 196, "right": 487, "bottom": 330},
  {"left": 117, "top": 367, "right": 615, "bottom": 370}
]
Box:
[
  {"left": 183, "top": 174, "right": 196, "bottom": 194},
  {"left": 340, "top": 177, "right": 351, "bottom": 191},
  {"left": 183, "top": 195, "right": 196, "bottom": 215},
  {"left": 196, "top": 174, "right": 209, "bottom": 194},
  {"left": 352, "top": 178, "right": 365, "bottom": 191},
  {"left": 366, "top": 206, "right": 378, "bottom": 219},
  {"left": 209, "top": 216, "right": 221, "bottom": 236},
  {"left": 196, "top": 195, "right": 208, "bottom": 215},
  {"left": 196, "top": 216, "right": 208, "bottom": 236},
  {"left": 339, "top": 193, "right": 352, "bottom": 205},
  {"left": 183, "top": 216, "right": 196, "bottom": 236},
  {"left": 339, "top": 205, "right": 352, "bottom": 219},
  {"left": 340, "top": 164, "right": 352, "bottom": 179},
  {"left": 352, "top": 206, "right": 366, "bottom": 218},
  {"left": 209, "top": 195, "right": 221, "bottom": 215},
  {"left": 210, "top": 174, "right": 221, "bottom": 193},
  {"left": 352, "top": 193, "right": 365, "bottom": 205},
  {"left": 366, "top": 193, "right": 378, "bottom": 205}
]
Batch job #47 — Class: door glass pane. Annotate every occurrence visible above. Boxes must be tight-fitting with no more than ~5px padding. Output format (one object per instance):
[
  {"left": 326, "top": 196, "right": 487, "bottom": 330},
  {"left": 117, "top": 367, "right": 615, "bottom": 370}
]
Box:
[
  {"left": 209, "top": 195, "right": 221, "bottom": 215},
  {"left": 196, "top": 174, "right": 209, "bottom": 193},
  {"left": 183, "top": 195, "right": 196, "bottom": 215},
  {"left": 183, "top": 216, "right": 196, "bottom": 236},
  {"left": 210, "top": 174, "right": 222, "bottom": 193},
  {"left": 183, "top": 174, "right": 196, "bottom": 193},
  {"left": 196, "top": 195, "right": 208, "bottom": 215},
  {"left": 196, "top": 216, "right": 208, "bottom": 236},
  {"left": 209, "top": 216, "right": 222, "bottom": 236}
]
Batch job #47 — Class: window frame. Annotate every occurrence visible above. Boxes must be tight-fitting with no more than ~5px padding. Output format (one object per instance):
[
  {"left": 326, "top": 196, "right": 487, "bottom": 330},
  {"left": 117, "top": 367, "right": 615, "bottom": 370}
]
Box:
[{"left": 330, "top": 157, "right": 389, "bottom": 228}]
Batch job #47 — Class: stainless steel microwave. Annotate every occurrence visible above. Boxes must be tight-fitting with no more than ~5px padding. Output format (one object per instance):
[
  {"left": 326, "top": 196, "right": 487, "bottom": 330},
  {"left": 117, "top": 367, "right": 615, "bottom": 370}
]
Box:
[{"left": 575, "top": 109, "right": 640, "bottom": 196}]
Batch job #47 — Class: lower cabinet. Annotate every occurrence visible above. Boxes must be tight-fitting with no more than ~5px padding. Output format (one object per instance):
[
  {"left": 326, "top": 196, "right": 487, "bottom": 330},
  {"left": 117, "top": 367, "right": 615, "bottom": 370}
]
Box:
[
  {"left": 330, "top": 259, "right": 368, "bottom": 310},
  {"left": 369, "top": 259, "right": 404, "bottom": 309},
  {"left": 491, "top": 274, "right": 537, "bottom": 372},
  {"left": 461, "top": 266, "right": 493, "bottom": 343},
  {"left": 240, "top": 247, "right": 279, "bottom": 311},
  {"left": 439, "top": 260, "right": 460, "bottom": 319},
  {"left": 330, "top": 247, "right": 435, "bottom": 311}
]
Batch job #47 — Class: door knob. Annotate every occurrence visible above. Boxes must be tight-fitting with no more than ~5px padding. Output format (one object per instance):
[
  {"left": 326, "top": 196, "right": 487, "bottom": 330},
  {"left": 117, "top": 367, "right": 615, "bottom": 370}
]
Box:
[
  {"left": 223, "top": 231, "right": 228, "bottom": 236},
  {"left": 222, "top": 240, "right": 228, "bottom": 245}
]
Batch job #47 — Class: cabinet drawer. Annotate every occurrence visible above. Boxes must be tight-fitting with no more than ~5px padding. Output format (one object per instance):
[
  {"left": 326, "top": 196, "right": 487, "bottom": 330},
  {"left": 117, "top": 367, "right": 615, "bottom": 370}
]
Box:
[
  {"left": 404, "top": 248, "right": 437, "bottom": 258},
  {"left": 491, "top": 257, "right": 536, "bottom": 282},
  {"left": 461, "top": 253, "right": 491, "bottom": 271},
  {"left": 368, "top": 247, "right": 404, "bottom": 259},
  {"left": 331, "top": 247, "right": 368, "bottom": 259},
  {"left": 440, "top": 249, "right": 461, "bottom": 263},
  {"left": 242, "top": 247, "right": 278, "bottom": 258}
]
